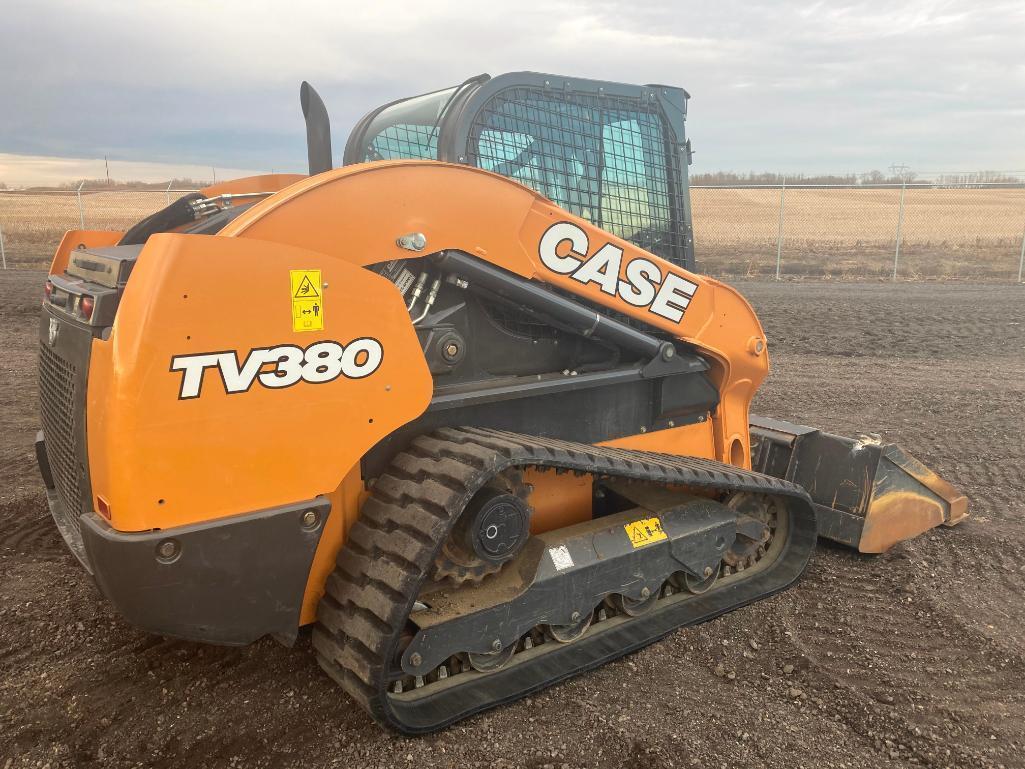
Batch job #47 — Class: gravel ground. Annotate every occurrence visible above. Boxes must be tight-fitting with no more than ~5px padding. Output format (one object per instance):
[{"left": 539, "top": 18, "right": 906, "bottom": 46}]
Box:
[{"left": 2, "top": 271, "right": 1023, "bottom": 768}]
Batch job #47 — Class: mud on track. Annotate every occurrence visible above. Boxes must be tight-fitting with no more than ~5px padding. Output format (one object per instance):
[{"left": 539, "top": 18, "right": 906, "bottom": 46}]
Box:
[{"left": 1, "top": 271, "right": 1023, "bottom": 768}]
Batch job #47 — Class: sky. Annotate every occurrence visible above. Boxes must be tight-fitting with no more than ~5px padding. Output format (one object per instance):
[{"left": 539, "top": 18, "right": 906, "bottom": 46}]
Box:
[{"left": 1, "top": 0, "right": 1023, "bottom": 185}]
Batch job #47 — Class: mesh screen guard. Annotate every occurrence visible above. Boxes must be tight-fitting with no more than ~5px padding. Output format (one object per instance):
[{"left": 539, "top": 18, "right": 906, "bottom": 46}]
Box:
[{"left": 465, "top": 85, "right": 687, "bottom": 266}]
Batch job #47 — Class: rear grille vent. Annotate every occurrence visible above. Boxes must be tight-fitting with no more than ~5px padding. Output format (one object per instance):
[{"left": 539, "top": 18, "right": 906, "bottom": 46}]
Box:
[{"left": 38, "top": 343, "right": 84, "bottom": 542}]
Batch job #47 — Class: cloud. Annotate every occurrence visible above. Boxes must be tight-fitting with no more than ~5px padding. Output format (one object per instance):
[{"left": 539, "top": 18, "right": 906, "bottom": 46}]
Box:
[{"left": 1, "top": 0, "right": 1022, "bottom": 182}]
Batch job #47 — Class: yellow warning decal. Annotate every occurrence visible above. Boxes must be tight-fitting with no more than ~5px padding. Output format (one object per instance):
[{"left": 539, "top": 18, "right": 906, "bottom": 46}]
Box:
[
  {"left": 624, "top": 517, "right": 667, "bottom": 548},
  {"left": 290, "top": 269, "right": 324, "bottom": 332}
]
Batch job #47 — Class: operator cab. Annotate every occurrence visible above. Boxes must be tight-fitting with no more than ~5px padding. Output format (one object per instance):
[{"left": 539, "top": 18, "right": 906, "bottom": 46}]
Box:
[{"left": 339, "top": 72, "right": 696, "bottom": 270}]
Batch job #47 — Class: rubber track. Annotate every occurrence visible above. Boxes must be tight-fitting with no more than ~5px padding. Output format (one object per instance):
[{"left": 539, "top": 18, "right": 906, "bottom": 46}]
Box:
[{"left": 312, "top": 427, "right": 816, "bottom": 733}]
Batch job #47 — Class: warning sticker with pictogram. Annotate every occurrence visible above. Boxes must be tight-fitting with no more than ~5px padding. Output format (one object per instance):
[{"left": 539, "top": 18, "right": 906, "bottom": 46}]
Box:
[
  {"left": 624, "top": 517, "right": 667, "bottom": 548},
  {"left": 290, "top": 269, "right": 324, "bottom": 332}
]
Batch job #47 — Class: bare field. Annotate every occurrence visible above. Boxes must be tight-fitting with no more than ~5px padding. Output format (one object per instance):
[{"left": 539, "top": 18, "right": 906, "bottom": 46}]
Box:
[
  {"left": 1, "top": 187, "right": 1023, "bottom": 279},
  {"left": 2, "top": 271, "right": 1025, "bottom": 768},
  {"left": 692, "top": 186, "right": 1025, "bottom": 279},
  {"left": 0, "top": 191, "right": 192, "bottom": 267}
]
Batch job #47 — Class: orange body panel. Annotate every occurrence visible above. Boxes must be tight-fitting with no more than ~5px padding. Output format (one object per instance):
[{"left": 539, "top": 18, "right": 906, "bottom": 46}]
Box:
[
  {"left": 84, "top": 161, "right": 770, "bottom": 627},
  {"left": 220, "top": 161, "right": 768, "bottom": 467},
  {"left": 519, "top": 421, "right": 717, "bottom": 540},
  {"left": 524, "top": 469, "right": 594, "bottom": 534},
  {"left": 87, "top": 234, "right": 432, "bottom": 533},
  {"left": 200, "top": 174, "right": 306, "bottom": 198},
  {"left": 50, "top": 230, "right": 124, "bottom": 274},
  {"left": 300, "top": 464, "right": 369, "bottom": 624},
  {"left": 602, "top": 420, "right": 716, "bottom": 457}
]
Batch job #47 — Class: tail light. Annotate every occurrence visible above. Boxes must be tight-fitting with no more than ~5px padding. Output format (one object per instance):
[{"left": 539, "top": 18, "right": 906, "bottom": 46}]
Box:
[
  {"left": 79, "top": 295, "right": 95, "bottom": 320},
  {"left": 44, "top": 280, "right": 53, "bottom": 301}
]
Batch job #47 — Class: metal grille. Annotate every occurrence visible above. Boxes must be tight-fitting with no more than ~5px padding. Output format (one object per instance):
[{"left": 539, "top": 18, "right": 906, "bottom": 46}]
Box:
[
  {"left": 38, "top": 343, "right": 83, "bottom": 540},
  {"left": 466, "top": 86, "right": 684, "bottom": 265},
  {"left": 367, "top": 124, "right": 438, "bottom": 161}
]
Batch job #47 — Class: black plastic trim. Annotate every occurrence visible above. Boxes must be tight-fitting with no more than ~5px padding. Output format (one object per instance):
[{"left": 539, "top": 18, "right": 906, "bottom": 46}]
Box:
[
  {"left": 34, "top": 430, "right": 55, "bottom": 490},
  {"left": 80, "top": 497, "right": 330, "bottom": 646}
]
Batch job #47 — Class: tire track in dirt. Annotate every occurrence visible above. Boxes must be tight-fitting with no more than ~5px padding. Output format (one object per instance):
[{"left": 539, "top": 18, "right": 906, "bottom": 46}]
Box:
[
  {"left": 780, "top": 548, "right": 1024, "bottom": 767},
  {"left": 913, "top": 529, "right": 1025, "bottom": 651},
  {"left": 0, "top": 494, "right": 65, "bottom": 558}
]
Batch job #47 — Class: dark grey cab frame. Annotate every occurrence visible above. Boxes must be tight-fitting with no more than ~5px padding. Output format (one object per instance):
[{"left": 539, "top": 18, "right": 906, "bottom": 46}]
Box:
[{"left": 342, "top": 71, "right": 696, "bottom": 271}]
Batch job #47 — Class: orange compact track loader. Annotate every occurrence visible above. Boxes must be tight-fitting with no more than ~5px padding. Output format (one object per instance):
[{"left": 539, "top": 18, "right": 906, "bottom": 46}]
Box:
[{"left": 35, "top": 72, "right": 967, "bottom": 732}]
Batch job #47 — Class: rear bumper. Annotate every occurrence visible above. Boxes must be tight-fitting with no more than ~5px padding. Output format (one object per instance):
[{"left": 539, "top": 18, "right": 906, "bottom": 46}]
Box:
[{"left": 36, "top": 432, "right": 328, "bottom": 645}]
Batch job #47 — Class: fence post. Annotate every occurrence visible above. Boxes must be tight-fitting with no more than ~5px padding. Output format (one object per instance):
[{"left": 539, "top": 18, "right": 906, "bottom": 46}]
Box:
[
  {"left": 775, "top": 177, "right": 787, "bottom": 280},
  {"left": 76, "top": 181, "right": 85, "bottom": 229},
  {"left": 0, "top": 222, "right": 6, "bottom": 270},
  {"left": 1018, "top": 218, "right": 1025, "bottom": 283},
  {"left": 892, "top": 179, "right": 906, "bottom": 281}
]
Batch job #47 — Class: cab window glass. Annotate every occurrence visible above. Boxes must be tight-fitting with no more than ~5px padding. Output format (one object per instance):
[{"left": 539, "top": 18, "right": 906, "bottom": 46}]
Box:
[
  {"left": 361, "top": 87, "right": 457, "bottom": 161},
  {"left": 469, "top": 87, "right": 674, "bottom": 258}
]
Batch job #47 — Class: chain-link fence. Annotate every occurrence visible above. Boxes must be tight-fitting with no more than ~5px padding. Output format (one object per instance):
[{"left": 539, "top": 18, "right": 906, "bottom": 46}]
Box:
[
  {"left": 0, "top": 186, "right": 199, "bottom": 269},
  {"left": 1, "top": 182, "right": 1024, "bottom": 281},
  {"left": 692, "top": 182, "right": 1025, "bottom": 281}
]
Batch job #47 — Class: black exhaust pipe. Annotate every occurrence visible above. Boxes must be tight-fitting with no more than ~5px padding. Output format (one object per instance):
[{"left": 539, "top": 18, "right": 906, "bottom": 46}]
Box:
[{"left": 300, "top": 81, "right": 332, "bottom": 176}]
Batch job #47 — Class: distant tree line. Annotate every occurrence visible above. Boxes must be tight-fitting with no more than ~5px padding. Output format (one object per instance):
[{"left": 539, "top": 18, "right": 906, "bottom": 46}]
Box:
[
  {"left": 2, "top": 171, "right": 1021, "bottom": 191},
  {"left": 0, "top": 178, "right": 212, "bottom": 191},
  {"left": 691, "top": 171, "right": 866, "bottom": 185},
  {"left": 932, "top": 170, "right": 1023, "bottom": 186},
  {"left": 52, "top": 178, "right": 213, "bottom": 190},
  {"left": 690, "top": 170, "right": 1023, "bottom": 186}
]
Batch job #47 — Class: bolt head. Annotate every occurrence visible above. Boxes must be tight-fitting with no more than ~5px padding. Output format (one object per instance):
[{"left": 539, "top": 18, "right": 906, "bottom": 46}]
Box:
[
  {"left": 156, "top": 539, "right": 178, "bottom": 560},
  {"left": 491, "top": 639, "right": 503, "bottom": 652},
  {"left": 396, "top": 232, "right": 427, "bottom": 251},
  {"left": 301, "top": 509, "right": 319, "bottom": 528},
  {"left": 445, "top": 342, "right": 459, "bottom": 356},
  {"left": 570, "top": 611, "right": 581, "bottom": 623},
  {"left": 640, "top": 587, "right": 651, "bottom": 599},
  {"left": 703, "top": 566, "right": 714, "bottom": 578},
  {"left": 409, "top": 652, "right": 423, "bottom": 667}
]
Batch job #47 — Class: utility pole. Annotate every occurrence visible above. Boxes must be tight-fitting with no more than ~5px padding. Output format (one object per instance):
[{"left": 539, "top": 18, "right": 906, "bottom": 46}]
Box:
[
  {"left": 888, "top": 163, "right": 910, "bottom": 181},
  {"left": 104, "top": 155, "right": 111, "bottom": 185}
]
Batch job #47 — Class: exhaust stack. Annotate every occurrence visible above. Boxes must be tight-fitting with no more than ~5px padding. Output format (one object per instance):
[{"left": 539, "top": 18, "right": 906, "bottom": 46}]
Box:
[{"left": 300, "top": 81, "right": 332, "bottom": 176}]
